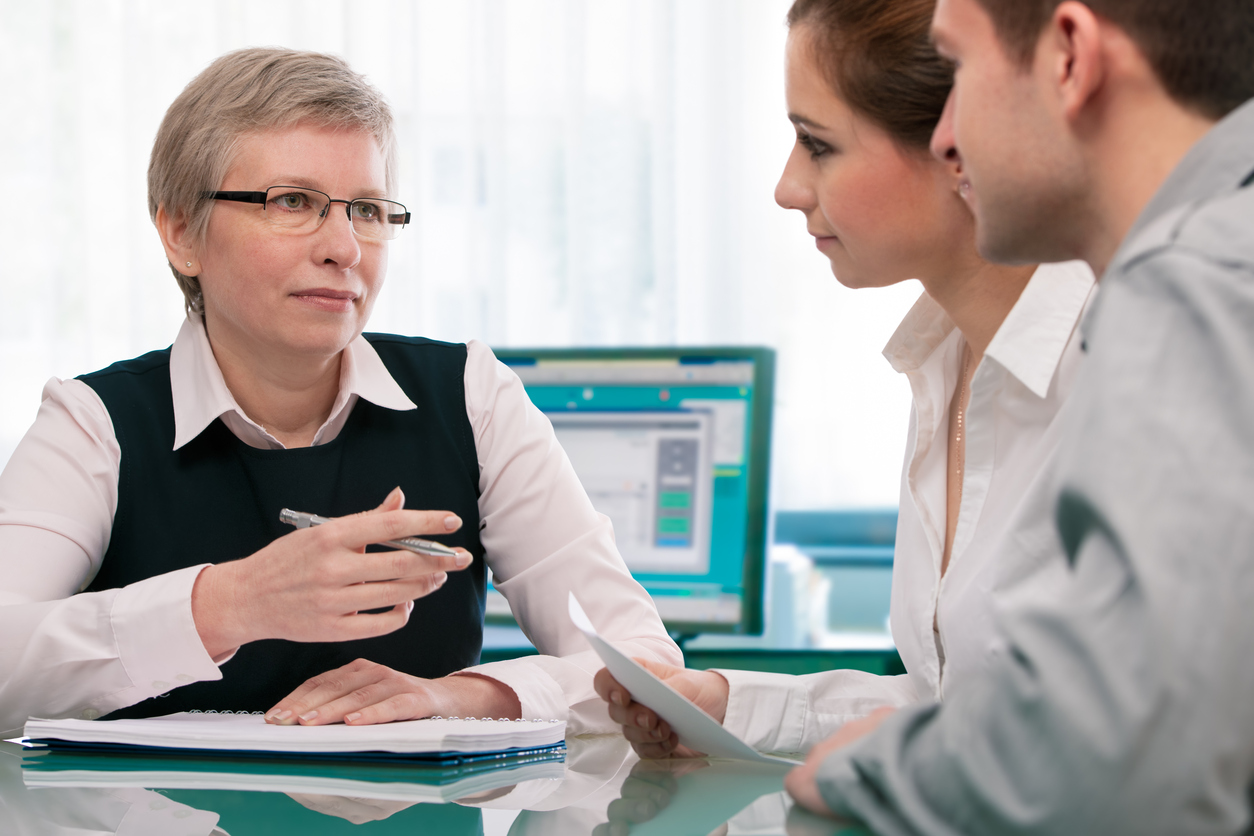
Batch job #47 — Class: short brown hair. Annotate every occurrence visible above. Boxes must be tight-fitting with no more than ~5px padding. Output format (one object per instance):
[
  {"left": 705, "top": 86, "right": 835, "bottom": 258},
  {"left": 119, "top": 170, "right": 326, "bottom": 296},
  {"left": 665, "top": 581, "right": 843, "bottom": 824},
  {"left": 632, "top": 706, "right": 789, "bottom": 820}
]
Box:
[
  {"left": 973, "top": 0, "right": 1254, "bottom": 120},
  {"left": 787, "top": 0, "right": 953, "bottom": 151},
  {"left": 148, "top": 47, "right": 398, "bottom": 316}
]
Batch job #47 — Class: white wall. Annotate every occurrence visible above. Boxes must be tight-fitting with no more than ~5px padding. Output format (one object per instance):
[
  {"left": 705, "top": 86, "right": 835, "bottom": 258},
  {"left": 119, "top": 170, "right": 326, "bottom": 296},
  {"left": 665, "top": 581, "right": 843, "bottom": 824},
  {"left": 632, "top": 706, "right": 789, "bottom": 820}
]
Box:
[{"left": 0, "top": 0, "right": 916, "bottom": 508}]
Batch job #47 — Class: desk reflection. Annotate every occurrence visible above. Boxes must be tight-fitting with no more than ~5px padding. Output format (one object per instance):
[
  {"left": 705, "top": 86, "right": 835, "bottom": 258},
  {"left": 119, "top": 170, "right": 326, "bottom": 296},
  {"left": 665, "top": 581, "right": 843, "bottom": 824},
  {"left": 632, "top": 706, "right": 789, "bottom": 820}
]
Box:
[
  {"left": 1, "top": 737, "right": 871, "bottom": 835},
  {"left": 582, "top": 757, "right": 870, "bottom": 836}
]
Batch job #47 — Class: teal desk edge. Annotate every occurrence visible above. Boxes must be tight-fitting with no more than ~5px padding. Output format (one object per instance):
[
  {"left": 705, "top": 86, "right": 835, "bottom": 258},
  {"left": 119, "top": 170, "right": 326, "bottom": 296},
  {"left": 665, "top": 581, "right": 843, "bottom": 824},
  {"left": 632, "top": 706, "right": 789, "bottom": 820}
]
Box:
[{"left": 480, "top": 646, "right": 905, "bottom": 677}]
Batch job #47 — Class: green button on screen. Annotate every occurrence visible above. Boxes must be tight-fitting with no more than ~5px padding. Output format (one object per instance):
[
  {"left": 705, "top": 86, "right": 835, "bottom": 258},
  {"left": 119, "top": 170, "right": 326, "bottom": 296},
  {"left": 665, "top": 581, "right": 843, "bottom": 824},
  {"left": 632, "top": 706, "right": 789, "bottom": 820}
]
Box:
[
  {"left": 658, "top": 517, "right": 690, "bottom": 534},
  {"left": 658, "top": 491, "right": 691, "bottom": 509}
]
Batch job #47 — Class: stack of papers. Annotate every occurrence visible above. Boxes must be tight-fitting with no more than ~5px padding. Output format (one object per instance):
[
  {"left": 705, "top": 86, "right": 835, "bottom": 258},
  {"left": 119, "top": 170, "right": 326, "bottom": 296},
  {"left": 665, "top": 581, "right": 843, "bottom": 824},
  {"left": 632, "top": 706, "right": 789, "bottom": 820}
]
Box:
[{"left": 17, "top": 712, "right": 566, "bottom": 766}]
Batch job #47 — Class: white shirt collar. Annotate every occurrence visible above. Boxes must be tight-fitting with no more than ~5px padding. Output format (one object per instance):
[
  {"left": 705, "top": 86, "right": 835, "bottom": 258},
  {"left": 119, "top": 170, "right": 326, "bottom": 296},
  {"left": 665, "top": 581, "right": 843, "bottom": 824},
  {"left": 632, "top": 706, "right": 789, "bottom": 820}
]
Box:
[
  {"left": 169, "top": 317, "right": 416, "bottom": 451},
  {"left": 881, "top": 291, "right": 958, "bottom": 376},
  {"left": 984, "top": 261, "right": 1095, "bottom": 397},
  {"left": 883, "top": 261, "right": 1095, "bottom": 398}
]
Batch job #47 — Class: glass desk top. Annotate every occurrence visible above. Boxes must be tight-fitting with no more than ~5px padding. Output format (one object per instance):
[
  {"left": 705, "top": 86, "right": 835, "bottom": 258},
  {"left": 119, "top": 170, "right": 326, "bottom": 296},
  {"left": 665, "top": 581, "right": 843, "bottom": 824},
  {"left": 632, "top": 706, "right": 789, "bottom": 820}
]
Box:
[{"left": 0, "top": 736, "right": 873, "bottom": 836}]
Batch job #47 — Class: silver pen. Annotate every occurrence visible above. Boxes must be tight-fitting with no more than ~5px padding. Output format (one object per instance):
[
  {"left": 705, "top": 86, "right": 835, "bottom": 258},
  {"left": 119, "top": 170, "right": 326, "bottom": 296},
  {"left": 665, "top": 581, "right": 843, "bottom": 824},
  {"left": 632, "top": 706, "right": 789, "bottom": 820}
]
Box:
[{"left": 279, "top": 508, "right": 460, "bottom": 558}]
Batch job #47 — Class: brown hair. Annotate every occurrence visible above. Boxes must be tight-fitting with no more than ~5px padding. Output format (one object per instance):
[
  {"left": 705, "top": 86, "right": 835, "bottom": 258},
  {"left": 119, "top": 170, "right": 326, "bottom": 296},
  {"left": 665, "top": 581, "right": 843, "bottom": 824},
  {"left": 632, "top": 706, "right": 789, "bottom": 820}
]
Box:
[
  {"left": 148, "top": 47, "right": 398, "bottom": 316},
  {"left": 972, "top": 0, "right": 1254, "bottom": 120},
  {"left": 787, "top": 0, "right": 952, "bottom": 151}
]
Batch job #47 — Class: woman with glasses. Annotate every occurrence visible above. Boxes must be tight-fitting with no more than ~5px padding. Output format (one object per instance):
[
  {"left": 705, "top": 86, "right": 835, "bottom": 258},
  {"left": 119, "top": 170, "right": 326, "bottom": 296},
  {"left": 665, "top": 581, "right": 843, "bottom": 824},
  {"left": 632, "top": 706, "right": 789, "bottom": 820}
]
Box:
[
  {"left": 595, "top": 0, "right": 1094, "bottom": 782},
  {"left": 0, "top": 47, "right": 679, "bottom": 736}
]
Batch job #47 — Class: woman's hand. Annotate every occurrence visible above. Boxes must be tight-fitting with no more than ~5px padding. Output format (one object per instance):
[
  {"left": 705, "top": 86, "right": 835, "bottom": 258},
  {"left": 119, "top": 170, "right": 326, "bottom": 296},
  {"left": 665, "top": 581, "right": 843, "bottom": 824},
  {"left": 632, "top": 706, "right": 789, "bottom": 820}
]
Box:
[
  {"left": 264, "top": 658, "right": 522, "bottom": 725},
  {"left": 593, "top": 660, "right": 730, "bottom": 758},
  {"left": 191, "top": 487, "right": 471, "bottom": 658}
]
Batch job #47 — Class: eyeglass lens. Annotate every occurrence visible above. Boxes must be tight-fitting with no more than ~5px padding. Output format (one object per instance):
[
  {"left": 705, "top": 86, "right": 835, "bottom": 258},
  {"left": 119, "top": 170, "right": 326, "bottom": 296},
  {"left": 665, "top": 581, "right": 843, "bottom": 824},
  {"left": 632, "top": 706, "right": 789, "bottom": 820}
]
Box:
[{"left": 263, "top": 187, "right": 408, "bottom": 240}]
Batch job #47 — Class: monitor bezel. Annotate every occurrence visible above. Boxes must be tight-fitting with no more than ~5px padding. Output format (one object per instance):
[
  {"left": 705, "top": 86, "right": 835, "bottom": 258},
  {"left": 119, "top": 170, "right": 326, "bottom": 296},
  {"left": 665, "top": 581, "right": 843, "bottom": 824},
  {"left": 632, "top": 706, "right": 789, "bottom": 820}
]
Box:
[{"left": 492, "top": 345, "right": 775, "bottom": 637}]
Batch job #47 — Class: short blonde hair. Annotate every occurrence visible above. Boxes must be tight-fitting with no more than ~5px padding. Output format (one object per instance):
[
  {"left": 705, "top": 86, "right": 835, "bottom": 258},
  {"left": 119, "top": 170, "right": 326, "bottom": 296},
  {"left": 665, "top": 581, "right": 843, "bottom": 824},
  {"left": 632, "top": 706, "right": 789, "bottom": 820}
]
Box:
[{"left": 148, "top": 47, "right": 398, "bottom": 316}]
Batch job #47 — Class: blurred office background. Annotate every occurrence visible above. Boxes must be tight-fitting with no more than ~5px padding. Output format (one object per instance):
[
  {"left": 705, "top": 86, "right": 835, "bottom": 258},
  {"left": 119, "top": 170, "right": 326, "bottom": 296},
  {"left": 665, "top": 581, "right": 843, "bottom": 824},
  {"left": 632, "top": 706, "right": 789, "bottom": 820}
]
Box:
[{"left": 0, "top": 0, "right": 920, "bottom": 644}]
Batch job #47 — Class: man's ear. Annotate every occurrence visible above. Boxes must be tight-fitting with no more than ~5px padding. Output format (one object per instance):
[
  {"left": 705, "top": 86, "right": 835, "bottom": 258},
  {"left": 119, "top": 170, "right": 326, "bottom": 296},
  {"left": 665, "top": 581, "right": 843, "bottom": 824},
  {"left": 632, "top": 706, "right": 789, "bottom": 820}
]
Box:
[
  {"left": 154, "top": 204, "right": 199, "bottom": 275},
  {"left": 1047, "top": 1, "right": 1107, "bottom": 123}
]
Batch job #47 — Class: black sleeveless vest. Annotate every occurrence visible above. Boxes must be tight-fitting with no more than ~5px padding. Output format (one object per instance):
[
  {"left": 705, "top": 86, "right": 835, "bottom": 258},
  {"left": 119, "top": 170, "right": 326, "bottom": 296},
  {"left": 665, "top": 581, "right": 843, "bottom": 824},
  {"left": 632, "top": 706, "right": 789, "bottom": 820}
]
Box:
[{"left": 80, "top": 334, "right": 486, "bottom": 718}]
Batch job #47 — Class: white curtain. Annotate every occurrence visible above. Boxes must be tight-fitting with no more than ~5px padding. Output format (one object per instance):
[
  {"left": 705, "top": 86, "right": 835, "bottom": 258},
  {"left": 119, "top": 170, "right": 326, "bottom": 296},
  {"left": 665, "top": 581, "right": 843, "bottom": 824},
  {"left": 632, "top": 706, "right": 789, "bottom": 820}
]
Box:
[{"left": 0, "top": 0, "right": 918, "bottom": 509}]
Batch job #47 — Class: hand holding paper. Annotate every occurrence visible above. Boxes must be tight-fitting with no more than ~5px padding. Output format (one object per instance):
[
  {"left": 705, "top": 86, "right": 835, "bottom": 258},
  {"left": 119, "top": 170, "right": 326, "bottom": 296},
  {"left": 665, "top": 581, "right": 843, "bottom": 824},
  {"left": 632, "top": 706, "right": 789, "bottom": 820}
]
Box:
[
  {"left": 571, "top": 593, "right": 800, "bottom": 765},
  {"left": 594, "top": 657, "right": 730, "bottom": 759}
]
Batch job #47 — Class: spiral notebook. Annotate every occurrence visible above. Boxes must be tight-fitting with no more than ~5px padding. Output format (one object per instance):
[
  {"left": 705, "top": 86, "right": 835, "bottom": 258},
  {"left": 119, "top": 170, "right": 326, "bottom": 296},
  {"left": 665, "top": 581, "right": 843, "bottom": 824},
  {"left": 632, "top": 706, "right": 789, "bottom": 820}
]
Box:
[{"left": 15, "top": 711, "right": 566, "bottom": 766}]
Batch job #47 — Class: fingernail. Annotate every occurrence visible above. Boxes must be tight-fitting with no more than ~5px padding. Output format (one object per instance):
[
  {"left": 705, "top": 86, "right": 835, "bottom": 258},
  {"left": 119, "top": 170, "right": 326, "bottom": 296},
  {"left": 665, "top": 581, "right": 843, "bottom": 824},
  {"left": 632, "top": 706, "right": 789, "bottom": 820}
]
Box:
[
  {"left": 614, "top": 691, "right": 628, "bottom": 706},
  {"left": 390, "top": 486, "right": 404, "bottom": 504},
  {"left": 299, "top": 710, "right": 318, "bottom": 722},
  {"left": 434, "top": 571, "right": 448, "bottom": 587},
  {"left": 444, "top": 514, "right": 461, "bottom": 531},
  {"left": 455, "top": 552, "right": 472, "bottom": 568},
  {"left": 637, "top": 713, "right": 650, "bottom": 729},
  {"left": 345, "top": 712, "right": 362, "bottom": 723},
  {"left": 273, "top": 710, "right": 291, "bottom": 721}
]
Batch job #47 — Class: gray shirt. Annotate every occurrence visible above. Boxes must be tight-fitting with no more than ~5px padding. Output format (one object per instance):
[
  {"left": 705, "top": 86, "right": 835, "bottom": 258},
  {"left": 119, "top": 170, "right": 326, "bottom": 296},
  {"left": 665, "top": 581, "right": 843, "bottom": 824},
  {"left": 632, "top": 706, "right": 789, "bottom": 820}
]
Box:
[{"left": 816, "top": 97, "right": 1254, "bottom": 836}]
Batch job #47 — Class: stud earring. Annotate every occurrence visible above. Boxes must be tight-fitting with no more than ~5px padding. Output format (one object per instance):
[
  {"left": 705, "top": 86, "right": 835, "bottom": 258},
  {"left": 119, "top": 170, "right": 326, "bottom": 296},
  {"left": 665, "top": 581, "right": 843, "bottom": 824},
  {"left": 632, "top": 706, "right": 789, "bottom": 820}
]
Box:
[{"left": 186, "top": 262, "right": 192, "bottom": 268}]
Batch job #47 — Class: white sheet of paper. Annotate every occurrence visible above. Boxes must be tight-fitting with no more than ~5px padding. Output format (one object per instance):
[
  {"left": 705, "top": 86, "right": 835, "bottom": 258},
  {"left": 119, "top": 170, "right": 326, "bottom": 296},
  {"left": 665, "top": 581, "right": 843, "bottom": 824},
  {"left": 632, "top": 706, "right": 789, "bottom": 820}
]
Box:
[{"left": 569, "top": 593, "right": 801, "bottom": 766}]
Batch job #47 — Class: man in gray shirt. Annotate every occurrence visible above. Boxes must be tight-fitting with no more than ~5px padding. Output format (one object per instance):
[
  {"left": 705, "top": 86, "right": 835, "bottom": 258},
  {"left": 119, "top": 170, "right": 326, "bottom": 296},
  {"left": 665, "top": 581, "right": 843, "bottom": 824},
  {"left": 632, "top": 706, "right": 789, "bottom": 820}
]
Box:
[{"left": 786, "top": 0, "right": 1254, "bottom": 833}]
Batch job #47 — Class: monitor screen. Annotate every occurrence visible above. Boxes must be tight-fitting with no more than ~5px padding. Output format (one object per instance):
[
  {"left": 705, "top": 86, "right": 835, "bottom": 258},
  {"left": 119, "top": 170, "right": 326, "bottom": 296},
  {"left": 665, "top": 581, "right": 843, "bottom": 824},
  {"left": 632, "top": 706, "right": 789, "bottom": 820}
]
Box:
[{"left": 490, "top": 347, "right": 775, "bottom": 635}]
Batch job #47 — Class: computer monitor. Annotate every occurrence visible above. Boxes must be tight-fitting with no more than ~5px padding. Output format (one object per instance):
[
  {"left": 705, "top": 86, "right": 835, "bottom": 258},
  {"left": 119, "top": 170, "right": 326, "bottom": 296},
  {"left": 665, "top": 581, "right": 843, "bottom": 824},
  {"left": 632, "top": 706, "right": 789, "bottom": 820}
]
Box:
[{"left": 489, "top": 346, "right": 775, "bottom": 635}]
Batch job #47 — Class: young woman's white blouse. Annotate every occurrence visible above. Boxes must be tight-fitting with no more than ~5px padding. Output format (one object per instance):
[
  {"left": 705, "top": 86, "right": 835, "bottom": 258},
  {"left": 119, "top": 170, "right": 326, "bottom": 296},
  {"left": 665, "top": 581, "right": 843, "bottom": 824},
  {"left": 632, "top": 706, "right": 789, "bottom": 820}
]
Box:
[
  {"left": 718, "top": 261, "right": 1097, "bottom": 754},
  {"left": 0, "top": 318, "right": 680, "bottom": 737}
]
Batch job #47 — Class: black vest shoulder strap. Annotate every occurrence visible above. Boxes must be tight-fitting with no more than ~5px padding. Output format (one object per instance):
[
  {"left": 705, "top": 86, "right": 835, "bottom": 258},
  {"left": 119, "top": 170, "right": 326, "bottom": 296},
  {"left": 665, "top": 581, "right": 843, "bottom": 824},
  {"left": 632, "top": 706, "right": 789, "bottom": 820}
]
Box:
[{"left": 362, "top": 332, "right": 479, "bottom": 480}]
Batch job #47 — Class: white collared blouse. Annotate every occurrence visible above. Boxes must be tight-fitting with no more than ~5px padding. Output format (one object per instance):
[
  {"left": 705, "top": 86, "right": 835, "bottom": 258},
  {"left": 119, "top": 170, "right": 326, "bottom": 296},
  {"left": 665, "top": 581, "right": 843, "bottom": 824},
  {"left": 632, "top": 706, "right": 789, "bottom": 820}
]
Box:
[{"left": 718, "top": 261, "right": 1096, "bottom": 754}]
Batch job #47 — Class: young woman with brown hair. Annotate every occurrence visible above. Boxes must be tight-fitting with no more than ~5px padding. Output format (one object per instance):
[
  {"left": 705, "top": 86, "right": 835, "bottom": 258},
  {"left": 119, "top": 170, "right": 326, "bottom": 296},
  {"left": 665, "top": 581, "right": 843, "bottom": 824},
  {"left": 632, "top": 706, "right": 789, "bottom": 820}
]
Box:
[{"left": 597, "top": 0, "right": 1095, "bottom": 757}]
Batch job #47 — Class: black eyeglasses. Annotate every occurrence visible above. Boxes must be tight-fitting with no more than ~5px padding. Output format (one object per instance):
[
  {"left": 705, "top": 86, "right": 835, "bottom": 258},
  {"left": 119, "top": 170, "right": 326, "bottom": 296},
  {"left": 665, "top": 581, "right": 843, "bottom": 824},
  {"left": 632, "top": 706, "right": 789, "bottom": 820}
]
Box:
[{"left": 204, "top": 186, "right": 411, "bottom": 241}]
